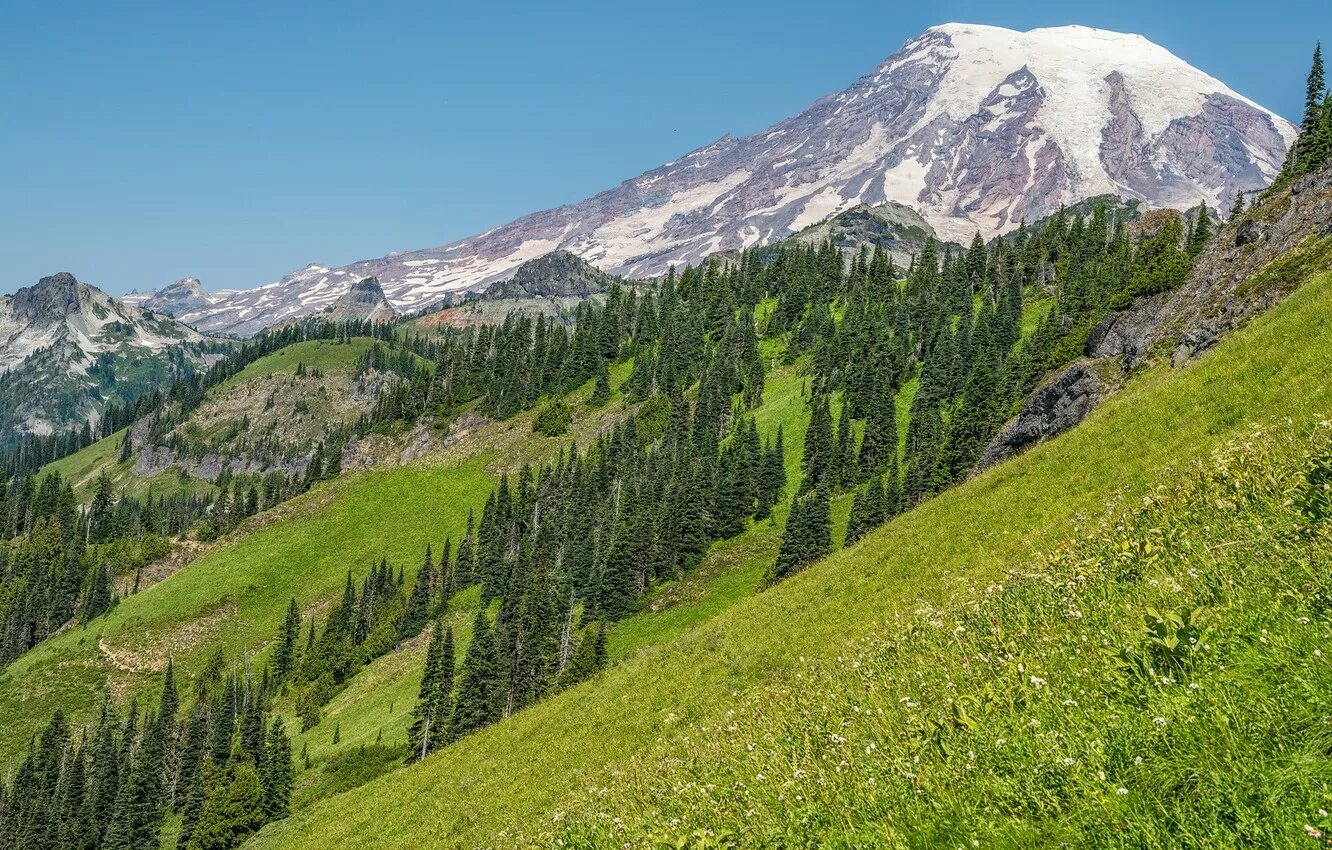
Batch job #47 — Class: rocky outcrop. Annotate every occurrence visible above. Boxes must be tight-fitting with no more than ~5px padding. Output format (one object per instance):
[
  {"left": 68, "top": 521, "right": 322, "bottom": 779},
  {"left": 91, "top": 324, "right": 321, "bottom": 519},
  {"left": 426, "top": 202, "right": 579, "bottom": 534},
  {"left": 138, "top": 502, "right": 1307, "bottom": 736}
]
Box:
[
  {"left": 979, "top": 361, "right": 1103, "bottom": 469},
  {"left": 486, "top": 251, "right": 617, "bottom": 299},
  {"left": 136, "top": 278, "right": 213, "bottom": 317},
  {"left": 985, "top": 163, "right": 1332, "bottom": 472},
  {"left": 779, "top": 202, "right": 945, "bottom": 270},
  {"left": 1092, "top": 164, "right": 1332, "bottom": 372},
  {"left": 323, "top": 277, "right": 396, "bottom": 324},
  {"left": 12, "top": 273, "right": 82, "bottom": 321},
  {"left": 0, "top": 274, "right": 210, "bottom": 436}
]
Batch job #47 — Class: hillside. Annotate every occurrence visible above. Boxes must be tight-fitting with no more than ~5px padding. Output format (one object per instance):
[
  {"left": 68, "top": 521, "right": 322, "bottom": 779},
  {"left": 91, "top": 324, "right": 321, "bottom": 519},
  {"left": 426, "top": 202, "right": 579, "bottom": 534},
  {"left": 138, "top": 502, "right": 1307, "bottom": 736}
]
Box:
[
  {"left": 1, "top": 165, "right": 1328, "bottom": 849},
  {"left": 241, "top": 255, "right": 1332, "bottom": 848}
]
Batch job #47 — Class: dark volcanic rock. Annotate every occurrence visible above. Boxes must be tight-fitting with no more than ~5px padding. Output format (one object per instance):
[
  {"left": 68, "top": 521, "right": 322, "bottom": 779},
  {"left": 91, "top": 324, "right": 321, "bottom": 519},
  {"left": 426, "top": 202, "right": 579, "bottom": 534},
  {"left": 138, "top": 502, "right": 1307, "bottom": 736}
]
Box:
[
  {"left": 1234, "top": 218, "right": 1262, "bottom": 247},
  {"left": 1086, "top": 303, "right": 1164, "bottom": 369},
  {"left": 979, "top": 361, "right": 1103, "bottom": 470},
  {"left": 486, "top": 250, "right": 617, "bottom": 299}
]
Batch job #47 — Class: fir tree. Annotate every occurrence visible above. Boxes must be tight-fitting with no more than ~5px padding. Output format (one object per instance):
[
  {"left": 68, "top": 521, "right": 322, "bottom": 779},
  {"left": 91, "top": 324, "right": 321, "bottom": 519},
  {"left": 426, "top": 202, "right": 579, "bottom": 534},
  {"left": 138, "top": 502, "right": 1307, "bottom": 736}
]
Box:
[
  {"left": 407, "top": 623, "right": 455, "bottom": 759},
  {"left": 449, "top": 611, "right": 500, "bottom": 739},
  {"left": 185, "top": 758, "right": 265, "bottom": 850},
  {"left": 772, "top": 484, "right": 832, "bottom": 582},
  {"left": 590, "top": 361, "right": 611, "bottom": 407},
  {"left": 259, "top": 717, "right": 292, "bottom": 820},
  {"left": 399, "top": 545, "right": 434, "bottom": 639},
  {"left": 272, "top": 598, "right": 301, "bottom": 680}
]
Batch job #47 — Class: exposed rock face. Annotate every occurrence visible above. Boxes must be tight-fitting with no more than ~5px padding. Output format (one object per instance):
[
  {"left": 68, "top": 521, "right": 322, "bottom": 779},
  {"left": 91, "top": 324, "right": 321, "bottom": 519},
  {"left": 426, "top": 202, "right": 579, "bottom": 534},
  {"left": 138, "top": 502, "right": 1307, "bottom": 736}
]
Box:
[
  {"left": 985, "top": 162, "right": 1332, "bottom": 471},
  {"left": 1093, "top": 163, "right": 1332, "bottom": 372},
  {"left": 12, "top": 273, "right": 82, "bottom": 321},
  {"left": 486, "top": 250, "right": 617, "bottom": 299},
  {"left": 978, "top": 361, "right": 1103, "bottom": 469},
  {"left": 146, "top": 23, "right": 1294, "bottom": 336},
  {"left": 323, "top": 277, "right": 396, "bottom": 324},
  {"left": 780, "top": 202, "right": 943, "bottom": 270}
]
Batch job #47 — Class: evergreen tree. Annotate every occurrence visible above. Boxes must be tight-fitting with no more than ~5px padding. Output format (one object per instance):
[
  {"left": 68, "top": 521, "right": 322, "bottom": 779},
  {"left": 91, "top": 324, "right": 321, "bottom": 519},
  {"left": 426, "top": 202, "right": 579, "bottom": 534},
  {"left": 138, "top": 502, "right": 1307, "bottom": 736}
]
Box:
[
  {"left": 104, "top": 704, "right": 166, "bottom": 850},
  {"left": 399, "top": 545, "right": 434, "bottom": 639},
  {"left": 772, "top": 484, "right": 832, "bottom": 582},
  {"left": 590, "top": 361, "right": 611, "bottom": 407},
  {"left": 1188, "top": 204, "right": 1212, "bottom": 256},
  {"left": 407, "top": 623, "right": 455, "bottom": 759},
  {"left": 449, "top": 611, "right": 500, "bottom": 739},
  {"left": 259, "top": 717, "right": 292, "bottom": 820},
  {"left": 185, "top": 759, "right": 265, "bottom": 850},
  {"left": 272, "top": 598, "right": 301, "bottom": 680}
]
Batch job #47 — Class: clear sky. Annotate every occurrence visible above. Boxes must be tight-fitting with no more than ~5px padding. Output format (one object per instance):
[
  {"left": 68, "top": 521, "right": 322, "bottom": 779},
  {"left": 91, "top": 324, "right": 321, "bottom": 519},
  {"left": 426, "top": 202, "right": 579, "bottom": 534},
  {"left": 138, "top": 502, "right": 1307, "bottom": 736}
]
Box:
[{"left": 4, "top": 0, "right": 1329, "bottom": 295}]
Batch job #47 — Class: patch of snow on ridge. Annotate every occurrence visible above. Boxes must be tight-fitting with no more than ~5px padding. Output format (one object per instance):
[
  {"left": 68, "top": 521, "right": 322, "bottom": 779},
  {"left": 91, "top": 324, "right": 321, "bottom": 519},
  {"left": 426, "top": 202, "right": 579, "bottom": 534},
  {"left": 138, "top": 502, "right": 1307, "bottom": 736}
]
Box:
[{"left": 158, "top": 22, "right": 1296, "bottom": 335}]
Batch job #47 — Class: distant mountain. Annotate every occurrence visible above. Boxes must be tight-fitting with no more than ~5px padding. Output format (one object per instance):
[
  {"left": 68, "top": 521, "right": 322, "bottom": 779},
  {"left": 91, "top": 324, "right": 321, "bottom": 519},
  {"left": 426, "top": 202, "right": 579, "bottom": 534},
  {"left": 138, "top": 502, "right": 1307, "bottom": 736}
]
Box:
[
  {"left": 0, "top": 273, "right": 216, "bottom": 437},
  {"left": 123, "top": 277, "right": 222, "bottom": 318},
  {"left": 146, "top": 23, "right": 1294, "bottom": 336},
  {"left": 321, "top": 277, "right": 397, "bottom": 324}
]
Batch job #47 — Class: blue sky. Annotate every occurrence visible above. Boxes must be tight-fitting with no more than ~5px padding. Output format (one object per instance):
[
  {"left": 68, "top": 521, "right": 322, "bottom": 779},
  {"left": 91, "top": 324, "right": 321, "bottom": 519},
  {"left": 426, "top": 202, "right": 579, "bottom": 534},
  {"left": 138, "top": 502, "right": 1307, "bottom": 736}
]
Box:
[{"left": 3, "top": 0, "right": 1329, "bottom": 295}]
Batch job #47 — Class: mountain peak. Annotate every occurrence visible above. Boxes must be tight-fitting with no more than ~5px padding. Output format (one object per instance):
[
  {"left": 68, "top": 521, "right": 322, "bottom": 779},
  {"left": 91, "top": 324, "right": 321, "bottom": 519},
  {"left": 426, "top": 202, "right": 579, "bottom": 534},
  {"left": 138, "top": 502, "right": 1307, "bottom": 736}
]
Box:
[
  {"left": 170, "top": 22, "right": 1298, "bottom": 334},
  {"left": 323, "top": 277, "right": 396, "bottom": 324},
  {"left": 13, "top": 272, "right": 84, "bottom": 321}
]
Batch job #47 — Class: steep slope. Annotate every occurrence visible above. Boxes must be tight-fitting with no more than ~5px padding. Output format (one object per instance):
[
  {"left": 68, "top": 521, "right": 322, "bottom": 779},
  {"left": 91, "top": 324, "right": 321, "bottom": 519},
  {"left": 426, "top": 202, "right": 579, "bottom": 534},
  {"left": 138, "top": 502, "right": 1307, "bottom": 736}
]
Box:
[
  {"left": 0, "top": 272, "right": 215, "bottom": 437},
  {"left": 248, "top": 263, "right": 1332, "bottom": 848},
  {"left": 156, "top": 23, "right": 1293, "bottom": 334},
  {"left": 0, "top": 362, "right": 637, "bottom": 762},
  {"left": 485, "top": 249, "right": 617, "bottom": 300}
]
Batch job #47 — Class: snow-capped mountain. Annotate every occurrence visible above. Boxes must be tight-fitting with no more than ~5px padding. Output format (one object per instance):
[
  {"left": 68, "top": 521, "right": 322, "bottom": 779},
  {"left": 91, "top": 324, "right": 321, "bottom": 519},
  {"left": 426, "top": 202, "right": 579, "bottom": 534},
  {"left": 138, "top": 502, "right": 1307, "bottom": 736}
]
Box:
[
  {"left": 0, "top": 273, "right": 213, "bottom": 436},
  {"left": 153, "top": 23, "right": 1296, "bottom": 336}
]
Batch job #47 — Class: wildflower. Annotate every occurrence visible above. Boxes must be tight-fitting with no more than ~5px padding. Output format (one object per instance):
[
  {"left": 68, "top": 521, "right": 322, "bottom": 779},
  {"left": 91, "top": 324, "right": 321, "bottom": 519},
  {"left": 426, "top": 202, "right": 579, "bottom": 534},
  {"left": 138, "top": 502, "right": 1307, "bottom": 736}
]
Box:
[
  {"left": 1062, "top": 757, "right": 1075, "bottom": 767},
  {"left": 1152, "top": 716, "right": 1168, "bottom": 726},
  {"left": 1117, "top": 787, "right": 1129, "bottom": 796},
  {"left": 1134, "top": 756, "right": 1144, "bottom": 765},
  {"left": 1029, "top": 675, "right": 1047, "bottom": 688},
  {"left": 1306, "top": 825, "right": 1324, "bottom": 839}
]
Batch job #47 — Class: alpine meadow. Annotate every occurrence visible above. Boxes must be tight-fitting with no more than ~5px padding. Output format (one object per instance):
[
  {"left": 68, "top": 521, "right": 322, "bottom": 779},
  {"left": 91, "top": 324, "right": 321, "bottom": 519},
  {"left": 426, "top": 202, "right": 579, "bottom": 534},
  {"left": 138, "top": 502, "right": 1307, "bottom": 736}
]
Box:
[{"left": 4, "top": 12, "right": 1332, "bottom": 850}]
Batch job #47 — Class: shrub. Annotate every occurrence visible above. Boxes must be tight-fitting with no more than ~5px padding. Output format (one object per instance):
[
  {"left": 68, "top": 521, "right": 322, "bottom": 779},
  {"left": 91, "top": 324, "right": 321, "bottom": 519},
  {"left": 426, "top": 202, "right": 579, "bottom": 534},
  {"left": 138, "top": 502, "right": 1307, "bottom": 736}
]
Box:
[{"left": 533, "top": 399, "right": 572, "bottom": 437}]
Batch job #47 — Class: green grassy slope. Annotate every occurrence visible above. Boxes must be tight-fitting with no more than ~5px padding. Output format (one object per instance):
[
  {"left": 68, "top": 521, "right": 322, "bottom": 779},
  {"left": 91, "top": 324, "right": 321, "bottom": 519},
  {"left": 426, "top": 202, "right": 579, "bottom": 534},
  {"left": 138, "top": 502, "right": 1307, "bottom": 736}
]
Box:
[
  {"left": 250, "top": 272, "right": 1332, "bottom": 848},
  {"left": 281, "top": 358, "right": 817, "bottom": 799},
  {"left": 35, "top": 339, "right": 380, "bottom": 502},
  {"left": 225, "top": 338, "right": 376, "bottom": 384},
  {"left": 0, "top": 364, "right": 631, "bottom": 763},
  {"left": 546, "top": 424, "right": 1332, "bottom": 848}
]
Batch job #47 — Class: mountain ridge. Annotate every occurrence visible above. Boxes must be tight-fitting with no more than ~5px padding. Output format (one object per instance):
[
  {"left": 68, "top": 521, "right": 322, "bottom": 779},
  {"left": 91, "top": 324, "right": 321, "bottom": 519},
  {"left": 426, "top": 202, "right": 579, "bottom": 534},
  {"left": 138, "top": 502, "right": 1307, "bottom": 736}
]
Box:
[
  {"left": 131, "top": 22, "right": 1295, "bottom": 336},
  {"left": 0, "top": 272, "right": 215, "bottom": 437}
]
